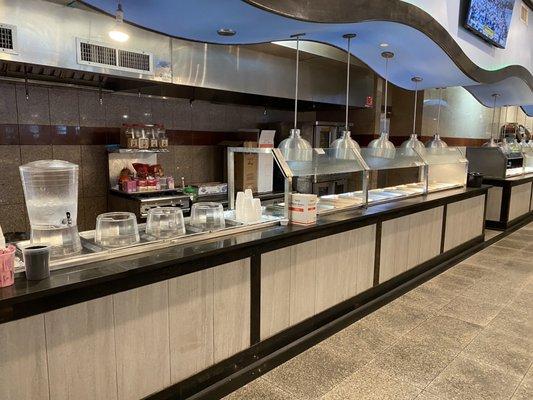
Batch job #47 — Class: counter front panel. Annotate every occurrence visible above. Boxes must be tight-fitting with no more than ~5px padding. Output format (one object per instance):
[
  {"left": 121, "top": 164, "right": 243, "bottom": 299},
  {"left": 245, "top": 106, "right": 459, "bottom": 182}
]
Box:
[{"left": 0, "top": 187, "right": 491, "bottom": 400}]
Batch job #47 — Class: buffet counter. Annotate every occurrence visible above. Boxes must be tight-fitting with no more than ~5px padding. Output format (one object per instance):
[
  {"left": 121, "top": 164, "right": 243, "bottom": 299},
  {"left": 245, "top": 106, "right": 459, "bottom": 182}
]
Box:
[
  {"left": 484, "top": 173, "right": 533, "bottom": 230},
  {"left": 0, "top": 187, "right": 489, "bottom": 400}
]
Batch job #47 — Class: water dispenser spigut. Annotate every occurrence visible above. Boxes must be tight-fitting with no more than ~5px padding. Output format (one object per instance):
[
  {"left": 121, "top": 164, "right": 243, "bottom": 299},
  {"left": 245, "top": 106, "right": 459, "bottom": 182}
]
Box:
[{"left": 19, "top": 160, "right": 82, "bottom": 256}]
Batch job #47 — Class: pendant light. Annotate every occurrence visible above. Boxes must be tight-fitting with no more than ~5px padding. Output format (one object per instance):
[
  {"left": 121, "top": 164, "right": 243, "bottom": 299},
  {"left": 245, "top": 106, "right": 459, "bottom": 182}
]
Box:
[
  {"left": 425, "top": 88, "right": 448, "bottom": 148},
  {"left": 400, "top": 76, "right": 425, "bottom": 150},
  {"left": 332, "top": 33, "right": 360, "bottom": 156},
  {"left": 483, "top": 93, "right": 500, "bottom": 147},
  {"left": 368, "top": 51, "right": 395, "bottom": 154},
  {"left": 278, "top": 33, "right": 312, "bottom": 161},
  {"left": 109, "top": 1, "right": 129, "bottom": 43}
]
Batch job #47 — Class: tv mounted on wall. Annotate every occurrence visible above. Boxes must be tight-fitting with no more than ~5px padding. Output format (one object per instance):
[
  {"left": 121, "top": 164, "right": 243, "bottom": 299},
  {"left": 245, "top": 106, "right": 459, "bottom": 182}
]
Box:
[{"left": 464, "top": 0, "right": 515, "bottom": 48}]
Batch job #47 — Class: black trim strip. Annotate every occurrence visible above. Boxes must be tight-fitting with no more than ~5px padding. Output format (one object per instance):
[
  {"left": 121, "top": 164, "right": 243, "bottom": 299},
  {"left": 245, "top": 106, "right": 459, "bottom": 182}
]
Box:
[
  {"left": 440, "top": 204, "right": 448, "bottom": 254},
  {"left": 373, "top": 221, "right": 382, "bottom": 286},
  {"left": 250, "top": 254, "right": 261, "bottom": 345}
]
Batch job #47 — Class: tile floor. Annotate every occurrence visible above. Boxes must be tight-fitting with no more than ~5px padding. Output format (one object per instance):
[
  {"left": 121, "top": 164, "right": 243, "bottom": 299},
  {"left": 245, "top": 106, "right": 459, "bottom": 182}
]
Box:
[{"left": 224, "top": 223, "right": 533, "bottom": 400}]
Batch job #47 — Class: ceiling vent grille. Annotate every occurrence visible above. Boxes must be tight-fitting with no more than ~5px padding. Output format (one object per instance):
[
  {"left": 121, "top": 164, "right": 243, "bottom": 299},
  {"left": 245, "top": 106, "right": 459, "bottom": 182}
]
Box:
[
  {"left": 520, "top": 3, "right": 528, "bottom": 25},
  {"left": 0, "top": 24, "right": 18, "bottom": 54},
  {"left": 76, "top": 39, "right": 153, "bottom": 75}
]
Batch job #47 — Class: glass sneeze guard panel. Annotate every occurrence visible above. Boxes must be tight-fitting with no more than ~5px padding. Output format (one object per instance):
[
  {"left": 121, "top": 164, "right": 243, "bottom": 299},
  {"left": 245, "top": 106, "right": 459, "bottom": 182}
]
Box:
[
  {"left": 415, "top": 147, "right": 468, "bottom": 191},
  {"left": 272, "top": 147, "right": 369, "bottom": 215},
  {"left": 282, "top": 147, "right": 367, "bottom": 176},
  {"left": 358, "top": 147, "right": 428, "bottom": 205},
  {"left": 523, "top": 147, "right": 533, "bottom": 174}
]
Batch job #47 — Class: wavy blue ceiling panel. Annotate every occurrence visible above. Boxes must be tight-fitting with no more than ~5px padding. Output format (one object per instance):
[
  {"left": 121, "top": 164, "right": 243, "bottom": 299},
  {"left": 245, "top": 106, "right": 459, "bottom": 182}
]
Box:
[
  {"left": 465, "top": 77, "right": 533, "bottom": 108},
  {"left": 522, "top": 105, "right": 533, "bottom": 117},
  {"left": 83, "top": 0, "right": 531, "bottom": 106},
  {"left": 83, "top": 0, "right": 476, "bottom": 89}
]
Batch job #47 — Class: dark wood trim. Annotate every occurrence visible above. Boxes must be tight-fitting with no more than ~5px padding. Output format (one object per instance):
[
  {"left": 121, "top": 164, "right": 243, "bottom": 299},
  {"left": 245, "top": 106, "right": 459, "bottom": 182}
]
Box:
[
  {"left": 440, "top": 204, "right": 448, "bottom": 254},
  {"left": 250, "top": 254, "right": 261, "bottom": 346},
  {"left": 147, "top": 234, "right": 486, "bottom": 400},
  {"left": 373, "top": 221, "right": 382, "bottom": 286},
  {"left": 487, "top": 212, "right": 533, "bottom": 231}
]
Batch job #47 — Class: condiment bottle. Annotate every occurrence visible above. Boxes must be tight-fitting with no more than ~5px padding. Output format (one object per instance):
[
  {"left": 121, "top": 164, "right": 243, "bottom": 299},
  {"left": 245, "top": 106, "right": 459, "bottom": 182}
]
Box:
[
  {"left": 125, "top": 125, "right": 138, "bottom": 149},
  {"left": 137, "top": 125, "right": 150, "bottom": 150},
  {"left": 157, "top": 125, "right": 169, "bottom": 149},
  {"left": 149, "top": 126, "right": 159, "bottom": 149}
]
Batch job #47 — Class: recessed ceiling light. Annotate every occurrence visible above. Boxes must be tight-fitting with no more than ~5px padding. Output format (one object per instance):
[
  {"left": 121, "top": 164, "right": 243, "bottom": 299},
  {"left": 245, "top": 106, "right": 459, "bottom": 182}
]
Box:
[
  {"left": 380, "top": 43, "right": 389, "bottom": 47},
  {"left": 217, "top": 28, "right": 236, "bottom": 37}
]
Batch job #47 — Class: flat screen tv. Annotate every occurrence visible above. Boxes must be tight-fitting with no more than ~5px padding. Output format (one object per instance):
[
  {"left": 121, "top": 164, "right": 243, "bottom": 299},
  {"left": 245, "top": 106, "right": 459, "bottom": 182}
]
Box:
[{"left": 464, "top": 0, "right": 515, "bottom": 48}]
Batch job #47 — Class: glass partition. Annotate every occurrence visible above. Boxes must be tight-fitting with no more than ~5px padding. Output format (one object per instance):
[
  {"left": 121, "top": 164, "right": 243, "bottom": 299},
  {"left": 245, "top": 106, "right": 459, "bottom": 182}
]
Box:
[
  {"left": 272, "top": 147, "right": 369, "bottom": 215},
  {"left": 415, "top": 147, "right": 468, "bottom": 192},
  {"left": 359, "top": 147, "right": 427, "bottom": 204},
  {"left": 523, "top": 147, "right": 533, "bottom": 174}
]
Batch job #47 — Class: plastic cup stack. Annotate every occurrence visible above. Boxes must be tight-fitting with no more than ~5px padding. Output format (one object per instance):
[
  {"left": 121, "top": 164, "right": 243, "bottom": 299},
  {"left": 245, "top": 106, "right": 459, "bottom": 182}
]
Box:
[{"left": 235, "top": 189, "right": 262, "bottom": 223}]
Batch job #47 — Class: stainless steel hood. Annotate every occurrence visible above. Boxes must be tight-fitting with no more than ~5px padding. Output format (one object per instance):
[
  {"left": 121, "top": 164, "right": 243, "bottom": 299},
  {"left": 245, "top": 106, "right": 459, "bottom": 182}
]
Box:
[{"left": 0, "top": 0, "right": 373, "bottom": 107}]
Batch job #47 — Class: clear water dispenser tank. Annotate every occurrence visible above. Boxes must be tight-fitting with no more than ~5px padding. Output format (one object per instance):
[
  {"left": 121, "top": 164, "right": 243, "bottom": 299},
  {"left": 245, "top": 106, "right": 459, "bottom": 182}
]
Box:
[{"left": 19, "top": 160, "right": 82, "bottom": 256}]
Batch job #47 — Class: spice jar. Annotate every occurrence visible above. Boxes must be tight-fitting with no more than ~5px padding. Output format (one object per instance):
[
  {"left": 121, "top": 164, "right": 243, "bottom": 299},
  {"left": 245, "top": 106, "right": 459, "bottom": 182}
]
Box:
[{"left": 157, "top": 125, "right": 169, "bottom": 149}]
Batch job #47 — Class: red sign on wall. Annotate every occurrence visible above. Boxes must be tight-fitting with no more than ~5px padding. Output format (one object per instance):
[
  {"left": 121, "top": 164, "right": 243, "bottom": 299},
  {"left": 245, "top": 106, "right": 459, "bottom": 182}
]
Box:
[{"left": 365, "top": 96, "right": 373, "bottom": 108}]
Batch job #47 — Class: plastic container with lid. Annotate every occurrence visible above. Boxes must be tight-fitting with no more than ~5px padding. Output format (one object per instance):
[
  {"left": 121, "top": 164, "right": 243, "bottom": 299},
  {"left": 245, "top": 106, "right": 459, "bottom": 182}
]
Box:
[
  {"left": 190, "top": 202, "right": 225, "bottom": 231},
  {"left": 95, "top": 212, "right": 140, "bottom": 247},
  {"left": 146, "top": 207, "right": 186, "bottom": 239},
  {"left": 19, "top": 160, "right": 81, "bottom": 256}
]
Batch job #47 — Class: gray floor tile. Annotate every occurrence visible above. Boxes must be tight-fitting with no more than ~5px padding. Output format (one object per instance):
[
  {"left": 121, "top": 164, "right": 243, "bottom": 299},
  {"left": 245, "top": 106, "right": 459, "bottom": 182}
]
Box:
[
  {"left": 444, "top": 262, "right": 493, "bottom": 281},
  {"left": 463, "top": 329, "right": 532, "bottom": 377},
  {"left": 438, "top": 296, "right": 503, "bottom": 326},
  {"left": 509, "top": 290, "right": 533, "bottom": 311},
  {"left": 415, "top": 390, "right": 448, "bottom": 400},
  {"left": 487, "top": 306, "right": 532, "bottom": 341},
  {"left": 367, "top": 337, "right": 457, "bottom": 389},
  {"left": 223, "top": 377, "right": 294, "bottom": 400},
  {"left": 460, "top": 278, "right": 520, "bottom": 306},
  {"left": 493, "top": 238, "right": 529, "bottom": 250},
  {"left": 425, "top": 273, "right": 475, "bottom": 296},
  {"left": 360, "top": 300, "right": 433, "bottom": 339},
  {"left": 322, "top": 319, "right": 396, "bottom": 366},
  {"left": 262, "top": 343, "right": 356, "bottom": 399},
  {"left": 393, "top": 282, "right": 455, "bottom": 312},
  {"left": 405, "top": 315, "right": 482, "bottom": 351},
  {"left": 465, "top": 251, "right": 512, "bottom": 269},
  {"left": 425, "top": 355, "right": 522, "bottom": 400},
  {"left": 321, "top": 364, "right": 421, "bottom": 400}
]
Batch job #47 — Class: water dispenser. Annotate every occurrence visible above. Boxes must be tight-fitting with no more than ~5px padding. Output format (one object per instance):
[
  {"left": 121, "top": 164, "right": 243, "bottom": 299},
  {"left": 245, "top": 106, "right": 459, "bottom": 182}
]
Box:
[{"left": 19, "top": 160, "right": 82, "bottom": 256}]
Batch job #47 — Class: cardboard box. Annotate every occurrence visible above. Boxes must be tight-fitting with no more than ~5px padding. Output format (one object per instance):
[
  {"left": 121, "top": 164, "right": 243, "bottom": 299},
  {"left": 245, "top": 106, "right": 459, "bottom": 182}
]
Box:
[
  {"left": 257, "top": 130, "right": 275, "bottom": 193},
  {"left": 289, "top": 193, "right": 318, "bottom": 225},
  {"left": 234, "top": 141, "right": 258, "bottom": 192}
]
